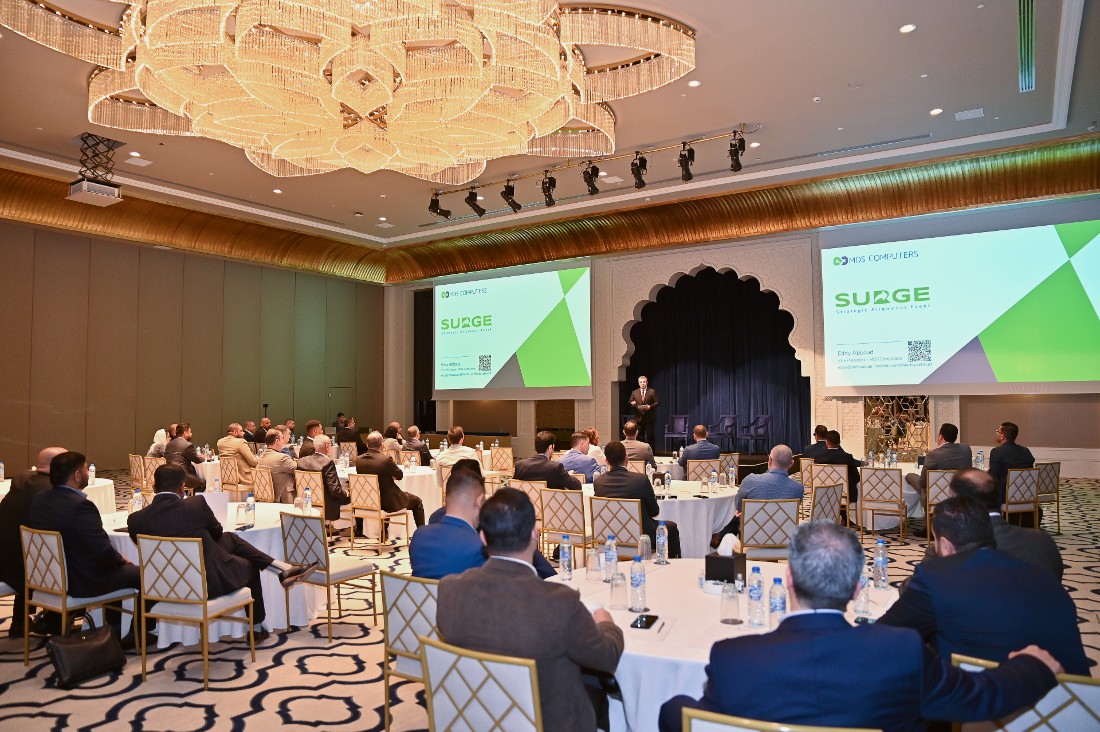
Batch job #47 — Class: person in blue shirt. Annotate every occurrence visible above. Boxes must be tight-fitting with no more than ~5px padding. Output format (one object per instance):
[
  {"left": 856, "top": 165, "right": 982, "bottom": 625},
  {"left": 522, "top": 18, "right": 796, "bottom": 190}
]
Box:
[
  {"left": 558, "top": 431, "right": 599, "bottom": 483},
  {"left": 410, "top": 465, "right": 556, "bottom": 580}
]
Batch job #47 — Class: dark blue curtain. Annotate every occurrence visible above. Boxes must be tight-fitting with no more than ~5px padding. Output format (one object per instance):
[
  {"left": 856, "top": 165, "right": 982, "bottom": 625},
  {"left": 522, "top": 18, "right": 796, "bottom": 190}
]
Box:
[{"left": 620, "top": 268, "right": 810, "bottom": 454}]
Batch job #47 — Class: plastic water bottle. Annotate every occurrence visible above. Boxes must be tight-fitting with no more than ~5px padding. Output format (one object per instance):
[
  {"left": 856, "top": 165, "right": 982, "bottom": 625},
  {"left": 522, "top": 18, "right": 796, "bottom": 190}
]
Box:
[
  {"left": 602, "top": 535, "right": 617, "bottom": 582},
  {"left": 629, "top": 557, "right": 648, "bottom": 612},
  {"left": 655, "top": 521, "right": 669, "bottom": 565},
  {"left": 866, "top": 450, "right": 874, "bottom": 467},
  {"left": 662, "top": 472, "right": 671, "bottom": 498},
  {"left": 769, "top": 577, "right": 787, "bottom": 629},
  {"left": 88, "top": 463, "right": 96, "bottom": 485},
  {"left": 728, "top": 465, "right": 736, "bottom": 486},
  {"left": 211, "top": 475, "right": 222, "bottom": 493},
  {"left": 646, "top": 463, "right": 655, "bottom": 485},
  {"left": 478, "top": 440, "right": 484, "bottom": 451},
  {"left": 709, "top": 469, "right": 718, "bottom": 493},
  {"left": 493, "top": 438, "right": 499, "bottom": 448},
  {"left": 303, "top": 486, "right": 313, "bottom": 513},
  {"left": 735, "top": 572, "right": 745, "bottom": 594},
  {"left": 0, "top": 461, "right": 5, "bottom": 481},
  {"left": 977, "top": 450, "right": 985, "bottom": 470},
  {"left": 441, "top": 438, "right": 448, "bottom": 451},
  {"left": 204, "top": 443, "right": 210, "bottom": 458},
  {"left": 559, "top": 535, "right": 573, "bottom": 580},
  {"left": 873, "top": 539, "right": 889, "bottom": 589},
  {"left": 747, "top": 567, "right": 765, "bottom": 627},
  {"left": 129, "top": 487, "right": 144, "bottom": 514},
  {"left": 854, "top": 569, "right": 872, "bottom": 616},
  {"left": 245, "top": 491, "right": 256, "bottom": 528}
]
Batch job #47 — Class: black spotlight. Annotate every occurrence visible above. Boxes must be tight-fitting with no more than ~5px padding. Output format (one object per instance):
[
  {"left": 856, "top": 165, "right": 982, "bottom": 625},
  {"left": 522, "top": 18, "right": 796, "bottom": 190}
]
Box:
[
  {"left": 428, "top": 192, "right": 451, "bottom": 219},
  {"left": 678, "top": 143, "right": 695, "bottom": 181},
  {"left": 500, "top": 181, "right": 522, "bottom": 213},
  {"left": 540, "top": 172, "right": 557, "bottom": 207},
  {"left": 465, "top": 189, "right": 486, "bottom": 217},
  {"left": 729, "top": 133, "right": 745, "bottom": 172},
  {"left": 630, "top": 153, "right": 647, "bottom": 188},
  {"left": 582, "top": 162, "right": 600, "bottom": 195}
]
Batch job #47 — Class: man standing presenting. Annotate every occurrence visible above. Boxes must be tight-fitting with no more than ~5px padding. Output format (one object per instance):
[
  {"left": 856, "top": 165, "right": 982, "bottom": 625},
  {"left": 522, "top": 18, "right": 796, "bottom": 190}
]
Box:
[
  {"left": 217, "top": 422, "right": 258, "bottom": 489},
  {"left": 438, "top": 488, "right": 623, "bottom": 731},
  {"left": 594, "top": 441, "right": 681, "bottom": 558},
  {"left": 905, "top": 423, "right": 972, "bottom": 498},
  {"left": 628, "top": 375, "right": 659, "bottom": 446},
  {"left": 513, "top": 431, "right": 582, "bottom": 490},
  {"left": 164, "top": 422, "right": 207, "bottom": 491}
]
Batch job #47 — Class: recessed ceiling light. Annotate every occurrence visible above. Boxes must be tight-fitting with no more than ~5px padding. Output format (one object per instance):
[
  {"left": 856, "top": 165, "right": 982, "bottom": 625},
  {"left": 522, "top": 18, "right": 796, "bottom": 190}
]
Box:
[
  {"left": 899, "top": 24, "right": 916, "bottom": 33},
  {"left": 920, "top": 73, "right": 928, "bottom": 78},
  {"left": 813, "top": 96, "right": 822, "bottom": 103},
  {"left": 977, "top": 4, "right": 985, "bottom": 8},
  {"left": 687, "top": 80, "right": 702, "bottom": 87},
  {"left": 476, "top": 195, "right": 485, "bottom": 201},
  {"left": 273, "top": 188, "right": 282, "bottom": 193},
  {"left": 598, "top": 171, "right": 607, "bottom": 176},
  {"left": 354, "top": 211, "right": 364, "bottom": 217},
  {"left": 930, "top": 108, "right": 943, "bottom": 116},
  {"left": 837, "top": 127, "right": 844, "bottom": 131},
  {"left": 129, "top": 151, "right": 141, "bottom": 157},
  {"left": 749, "top": 141, "right": 760, "bottom": 148},
  {"left": 378, "top": 216, "right": 387, "bottom": 221}
]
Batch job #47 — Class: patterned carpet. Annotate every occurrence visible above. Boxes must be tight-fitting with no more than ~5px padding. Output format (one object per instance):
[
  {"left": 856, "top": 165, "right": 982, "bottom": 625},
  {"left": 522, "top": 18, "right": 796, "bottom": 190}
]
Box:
[{"left": 0, "top": 474, "right": 1096, "bottom": 731}]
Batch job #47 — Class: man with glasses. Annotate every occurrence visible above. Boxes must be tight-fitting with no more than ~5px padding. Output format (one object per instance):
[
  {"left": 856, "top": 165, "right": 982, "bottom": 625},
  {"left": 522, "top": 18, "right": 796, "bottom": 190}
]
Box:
[{"left": 989, "top": 422, "right": 1035, "bottom": 518}]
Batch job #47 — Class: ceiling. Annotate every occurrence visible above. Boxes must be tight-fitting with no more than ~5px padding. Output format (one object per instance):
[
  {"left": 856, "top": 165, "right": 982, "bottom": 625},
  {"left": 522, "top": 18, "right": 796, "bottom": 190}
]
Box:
[{"left": 0, "top": 0, "right": 1098, "bottom": 254}]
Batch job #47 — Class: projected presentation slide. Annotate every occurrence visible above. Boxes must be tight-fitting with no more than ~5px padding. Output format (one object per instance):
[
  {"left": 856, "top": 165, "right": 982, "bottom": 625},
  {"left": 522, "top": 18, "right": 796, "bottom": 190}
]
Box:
[
  {"left": 821, "top": 219, "right": 1100, "bottom": 392},
  {"left": 434, "top": 266, "right": 591, "bottom": 395}
]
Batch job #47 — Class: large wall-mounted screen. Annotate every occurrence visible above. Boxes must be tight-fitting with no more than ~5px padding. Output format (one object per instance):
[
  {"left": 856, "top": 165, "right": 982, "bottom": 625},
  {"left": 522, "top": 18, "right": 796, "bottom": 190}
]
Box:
[
  {"left": 434, "top": 264, "right": 592, "bottom": 400},
  {"left": 821, "top": 219, "right": 1100, "bottom": 395}
]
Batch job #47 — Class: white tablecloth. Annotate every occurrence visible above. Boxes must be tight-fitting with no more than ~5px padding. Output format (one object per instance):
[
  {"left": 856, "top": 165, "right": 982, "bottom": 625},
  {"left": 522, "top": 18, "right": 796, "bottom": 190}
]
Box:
[
  {"left": 1, "top": 476, "right": 115, "bottom": 514},
  {"left": 105, "top": 501, "right": 325, "bottom": 646},
  {"left": 335, "top": 465, "right": 438, "bottom": 537},
  {"left": 192, "top": 459, "right": 221, "bottom": 486},
  {"left": 558, "top": 558, "right": 898, "bottom": 732}
]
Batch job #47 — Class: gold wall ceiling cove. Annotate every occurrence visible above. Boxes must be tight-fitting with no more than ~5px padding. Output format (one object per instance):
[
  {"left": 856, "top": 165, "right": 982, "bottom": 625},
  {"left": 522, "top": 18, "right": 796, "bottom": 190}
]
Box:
[
  {"left": 383, "top": 136, "right": 1100, "bottom": 282},
  {"left": 0, "top": 0, "right": 695, "bottom": 184},
  {"left": 0, "top": 167, "right": 388, "bottom": 282}
]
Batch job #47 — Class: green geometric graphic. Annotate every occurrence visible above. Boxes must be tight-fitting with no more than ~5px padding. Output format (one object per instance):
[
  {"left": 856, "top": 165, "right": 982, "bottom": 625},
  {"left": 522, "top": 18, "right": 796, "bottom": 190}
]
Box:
[
  {"left": 557, "top": 267, "right": 587, "bottom": 296},
  {"left": 979, "top": 261, "right": 1100, "bottom": 382},
  {"left": 515, "top": 298, "right": 591, "bottom": 386},
  {"left": 1055, "top": 220, "right": 1100, "bottom": 258}
]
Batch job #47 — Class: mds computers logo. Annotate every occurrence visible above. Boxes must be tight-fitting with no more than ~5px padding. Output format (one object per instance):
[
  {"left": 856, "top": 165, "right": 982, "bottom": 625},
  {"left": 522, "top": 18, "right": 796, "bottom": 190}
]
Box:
[{"left": 439, "top": 287, "right": 487, "bottom": 300}]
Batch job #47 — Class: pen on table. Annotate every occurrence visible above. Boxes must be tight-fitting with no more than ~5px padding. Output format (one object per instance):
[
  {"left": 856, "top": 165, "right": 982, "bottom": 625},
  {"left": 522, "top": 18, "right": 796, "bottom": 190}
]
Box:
[{"left": 656, "top": 621, "right": 665, "bottom": 633}]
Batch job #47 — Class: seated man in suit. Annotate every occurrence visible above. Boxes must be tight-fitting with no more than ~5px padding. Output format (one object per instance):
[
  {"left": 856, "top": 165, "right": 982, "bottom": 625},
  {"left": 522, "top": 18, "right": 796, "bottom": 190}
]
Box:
[
  {"left": 556, "top": 432, "right": 600, "bottom": 483},
  {"left": 411, "top": 467, "right": 556, "bottom": 580},
  {"left": 295, "top": 436, "right": 350, "bottom": 523},
  {"left": 438, "top": 488, "right": 624, "bottom": 732},
  {"left": 334, "top": 416, "right": 368, "bottom": 456},
  {"left": 242, "top": 420, "right": 257, "bottom": 443},
  {"left": 594, "top": 441, "right": 681, "bottom": 558},
  {"left": 674, "top": 424, "right": 721, "bottom": 480},
  {"left": 355, "top": 431, "right": 425, "bottom": 526},
  {"left": 621, "top": 420, "right": 655, "bottom": 468},
  {"left": 401, "top": 424, "right": 433, "bottom": 466},
  {"left": 989, "top": 421, "right": 1036, "bottom": 523},
  {"left": 714, "top": 444, "right": 804, "bottom": 549},
  {"left": 801, "top": 424, "right": 828, "bottom": 460},
  {"left": 257, "top": 429, "right": 297, "bottom": 503},
  {"left": 878, "top": 495, "right": 1088, "bottom": 675},
  {"left": 217, "top": 422, "right": 259, "bottom": 489},
  {"left": 128, "top": 465, "right": 317, "bottom": 639},
  {"left": 434, "top": 425, "right": 479, "bottom": 469},
  {"left": 303, "top": 419, "right": 324, "bottom": 443},
  {"left": 905, "top": 422, "right": 972, "bottom": 498},
  {"left": 659, "top": 520, "right": 1062, "bottom": 732},
  {"left": 513, "top": 431, "right": 582, "bottom": 490},
  {"left": 815, "top": 429, "right": 862, "bottom": 502},
  {"left": 0, "top": 446, "right": 65, "bottom": 637},
  {"left": 163, "top": 422, "right": 207, "bottom": 491},
  {"left": 254, "top": 417, "right": 273, "bottom": 445}
]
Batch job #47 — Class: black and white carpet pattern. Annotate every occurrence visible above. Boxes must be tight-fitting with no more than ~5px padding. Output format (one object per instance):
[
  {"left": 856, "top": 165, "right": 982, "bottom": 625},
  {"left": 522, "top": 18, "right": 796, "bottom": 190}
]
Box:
[{"left": 1, "top": 473, "right": 1096, "bottom": 731}]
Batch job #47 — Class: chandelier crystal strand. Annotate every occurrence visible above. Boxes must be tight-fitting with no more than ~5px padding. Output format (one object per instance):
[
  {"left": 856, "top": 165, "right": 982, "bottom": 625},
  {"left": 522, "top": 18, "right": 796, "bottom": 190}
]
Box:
[{"left": 0, "top": 0, "right": 695, "bottom": 179}]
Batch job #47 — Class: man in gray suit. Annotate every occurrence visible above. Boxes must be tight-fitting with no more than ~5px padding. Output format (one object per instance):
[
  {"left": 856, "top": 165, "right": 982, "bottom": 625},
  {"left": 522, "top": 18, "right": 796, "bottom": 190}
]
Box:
[
  {"left": 905, "top": 423, "right": 972, "bottom": 497},
  {"left": 437, "top": 488, "right": 624, "bottom": 731},
  {"left": 295, "top": 436, "right": 350, "bottom": 522},
  {"left": 622, "top": 420, "right": 655, "bottom": 467}
]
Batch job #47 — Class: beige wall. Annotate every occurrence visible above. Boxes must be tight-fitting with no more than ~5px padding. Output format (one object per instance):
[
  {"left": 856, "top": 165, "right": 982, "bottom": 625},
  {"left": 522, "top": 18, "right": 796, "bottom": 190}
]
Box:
[
  {"left": 0, "top": 220, "right": 385, "bottom": 471},
  {"left": 961, "top": 394, "right": 1100, "bottom": 450}
]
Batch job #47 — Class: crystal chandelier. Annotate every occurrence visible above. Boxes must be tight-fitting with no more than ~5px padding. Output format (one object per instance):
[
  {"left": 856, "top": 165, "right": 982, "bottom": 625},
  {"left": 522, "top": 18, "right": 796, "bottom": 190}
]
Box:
[{"left": 1, "top": 0, "right": 695, "bottom": 184}]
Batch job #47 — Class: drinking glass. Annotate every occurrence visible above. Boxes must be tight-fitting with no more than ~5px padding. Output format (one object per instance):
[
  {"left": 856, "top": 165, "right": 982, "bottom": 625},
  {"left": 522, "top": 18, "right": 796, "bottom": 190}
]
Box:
[
  {"left": 638, "top": 535, "right": 652, "bottom": 562},
  {"left": 293, "top": 496, "right": 305, "bottom": 514},
  {"left": 609, "top": 572, "right": 628, "bottom": 610},
  {"left": 235, "top": 504, "right": 248, "bottom": 526},
  {"left": 720, "top": 583, "right": 743, "bottom": 625},
  {"left": 585, "top": 549, "right": 603, "bottom": 581}
]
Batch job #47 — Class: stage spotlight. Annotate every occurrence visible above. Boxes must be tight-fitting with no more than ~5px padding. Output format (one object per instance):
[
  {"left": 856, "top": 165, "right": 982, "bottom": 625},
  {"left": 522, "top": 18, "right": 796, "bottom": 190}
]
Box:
[
  {"left": 465, "top": 189, "right": 486, "bottom": 217},
  {"left": 678, "top": 143, "right": 695, "bottom": 181},
  {"left": 428, "top": 192, "right": 451, "bottom": 219},
  {"left": 630, "top": 153, "right": 648, "bottom": 188},
  {"left": 582, "top": 162, "right": 600, "bottom": 195},
  {"left": 500, "top": 181, "right": 522, "bottom": 213},
  {"left": 540, "top": 171, "right": 557, "bottom": 207},
  {"left": 728, "top": 138, "right": 743, "bottom": 172}
]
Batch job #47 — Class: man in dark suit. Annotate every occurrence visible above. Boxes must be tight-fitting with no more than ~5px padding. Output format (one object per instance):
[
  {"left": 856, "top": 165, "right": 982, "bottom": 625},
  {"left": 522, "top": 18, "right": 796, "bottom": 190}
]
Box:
[
  {"left": 659, "top": 520, "right": 1062, "bottom": 732},
  {"left": 335, "top": 416, "right": 368, "bottom": 456},
  {"left": 989, "top": 421, "right": 1035, "bottom": 511},
  {"left": 594, "top": 441, "right": 681, "bottom": 558},
  {"left": 905, "top": 422, "right": 972, "bottom": 497},
  {"left": 402, "top": 424, "right": 433, "bottom": 467},
  {"left": 628, "top": 375, "right": 659, "bottom": 446},
  {"left": 27, "top": 451, "right": 146, "bottom": 643},
  {"left": 355, "top": 430, "right": 424, "bottom": 526},
  {"left": 815, "top": 429, "right": 862, "bottom": 501},
  {"left": 0, "top": 446, "right": 65, "bottom": 637},
  {"left": 801, "top": 424, "right": 828, "bottom": 460},
  {"left": 127, "top": 465, "right": 317, "bottom": 636},
  {"left": 513, "top": 431, "right": 582, "bottom": 490},
  {"left": 677, "top": 424, "right": 720, "bottom": 476},
  {"left": 163, "top": 422, "right": 207, "bottom": 491},
  {"left": 242, "top": 420, "right": 257, "bottom": 443},
  {"left": 878, "top": 496, "right": 1087, "bottom": 676},
  {"left": 438, "top": 488, "right": 624, "bottom": 732},
  {"left": 254, "top": 417, "right": 272, "bottom": 445},
  {"left": 295, "top": 436, "right": 350, "bottom": 522}
]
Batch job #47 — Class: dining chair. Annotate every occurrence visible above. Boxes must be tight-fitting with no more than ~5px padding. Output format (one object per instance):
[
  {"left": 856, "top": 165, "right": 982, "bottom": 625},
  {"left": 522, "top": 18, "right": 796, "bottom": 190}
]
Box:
[
  {"left": 739, "top": 499, "right": 800, "bottom": 561},
  {"left": 924, "top": 469, "right": 956, "bottom": 539},
  {"left": 539, "top": 488, "right": 589, "bottom": 565},
  {"left": 857, "top": 467, "right": 906, "bottom": 541},
  {"left": 1003, "top": 468, "right": 1040, "bottom": 526},
  {"left": 683, "top": 707, "right": 880, "bottom": 731},
  {"left": 385, "top": 448, "right": 402, "bottom": 465},
  {"left": 626, "top": 460, "right": 647, "bottom": 475},
  {"left": 399, "top": 450, "right": 420, "bottom": 467},
  {"left": 380, "top": 571, "right": 439, "bottom": 732},
  {"left": 707, "top": 415, "right": 738, "bottom": 452},
  {"left": 337, "top": 442, "right": 358, "bottom": 464},
  {"left": 719, "top": 453, "right": 740, "bottom": 485},
  {"left": 420, "top": 635, "right": 543, "bottom": 732},
  {"left": 736, "top": 415, "right": 772, "bottom": 455},
  {"left": 807, "top": 483, "right": 844, "bottom": 524},
  {"left": 142, "top": 456, "right": 165, "bottom": 498},
  {"left": 252, "top": 466, "right": 275, "bottom": 503},
  {"left": 1035, "top": 461, "right": 1061, "bottom": 533},
  {"left": 219, "top": 457, "right": 248, "bottom": 501},
  {"left": 589, "top": 495, "right": 644, "bottom": 560},
  {"left": 280, "top": 512, "right": 377, "bottom": 641},
  {"left": 686, "top": 459, "right": 721, "bottom": 483},
  {"left": 811, "top": 463, "right": 850, "bottom": 527},
  {"left": 129, "top": 454, "right": 148, "bottom": 494},
  {"left": 951, "top": 653, "right": 1100, "bottom": 731},
  {"left": 510, "top": 479, "right": 548, "bottom": 524},
  {"left": 348, "top": 473, "right": 412, "bottom": 552},
  {"left": 798, "top": 458, "right": 815, "bottom": 488},
  {"left": 135, "top": 534, "right": 255, "bottom": 689},
  {"left": 490, "top": 446, "right": 515, "bottom": 473},
  {"left": 664, "top": 415, "right": 691, "bottom": 452},
  {"left": 20, "top": 526, "right": 138, "bottom": 665}
]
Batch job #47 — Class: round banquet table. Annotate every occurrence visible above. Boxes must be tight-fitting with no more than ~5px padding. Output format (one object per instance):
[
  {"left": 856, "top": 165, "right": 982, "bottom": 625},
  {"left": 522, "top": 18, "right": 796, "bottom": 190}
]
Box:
[
  {"left": 556, "top": 558, "right": 899, "bottom": 732},
  {"left": 103, "top": 500, "right": 325, "bottom": 646},
  {"left": 1, "top": 476, "right": 115, "bottom": 514},
  {"left": 336, "top": 464, "right": 440, "bottom": 537},
  {"left": 580, "top": 481, "right": 737, "bottom": 559},
  {"left": 191, "top": 458, "right": 221, "bottom": 486}
]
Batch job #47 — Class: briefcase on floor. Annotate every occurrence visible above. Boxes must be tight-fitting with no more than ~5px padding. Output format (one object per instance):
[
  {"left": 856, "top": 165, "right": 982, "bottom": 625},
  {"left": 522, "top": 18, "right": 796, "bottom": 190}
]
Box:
[{"left": 45, "top": 614, "right": 126, "bottom": 689}]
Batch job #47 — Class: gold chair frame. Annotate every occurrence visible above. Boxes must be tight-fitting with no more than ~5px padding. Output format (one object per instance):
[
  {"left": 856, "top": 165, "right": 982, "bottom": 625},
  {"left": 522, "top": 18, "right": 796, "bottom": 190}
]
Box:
[
  {"left": 924, "top": 469, "right": 956, "bottom": 539},
  {"left": 720, "top": 453, "right": 741, "bottom": 486},
  {"left": 811, "top": 464, "right": 850, "bottom": 528},
  {"left": 252, "top": 466, "right": 275, "bottom": 503},
  {"left": 380, "top": 570, "right": 439, "bottom": 732},
  {"left": 348, "top": 473, "right": 413, "bottom": 553},
  {"left": 684, "top": 706, "right": 880, "bottom": 731},
  {"left": 739, "top": 499, "right": 800, "bottom": 561},
  {"left": 539, "top": 488, "right": 589, "bottom": 564},
  {"left": 858, "top": 467, "right": 907, "bottom": 541},
  {"left": 808, "top": 483, "right": 844, "bottom": 524},
  {"left": 1035, "top": 460, "right": 1061, "bottom": 534},
  {"left": 627, "top": 460, "right": 647, "bottom": 475},
  {"left": 1004, "top": 468, "right": 1040, "bottom": 526},
  {"left": 490, "top": 446, "right": 515, "bottom": 473},
  {"left": 589, "top": 495, "right": 644, "bottom": 560},
  {"left": 687, "top": 459, "right": 722, "bottom": 483}
]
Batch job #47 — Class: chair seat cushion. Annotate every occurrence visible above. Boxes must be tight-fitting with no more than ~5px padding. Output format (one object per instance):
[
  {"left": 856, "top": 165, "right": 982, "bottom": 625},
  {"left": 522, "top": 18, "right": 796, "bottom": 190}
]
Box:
[
  {"left": 0, "top": 581, "right": 16, "bottom": 596},
  {"left": 1002, "top": 502, "right": 1037, "bottom": 511},
  {"left": 311, "top": 555, "right": 377, "bottom": 584},
  {"left": 31, "top": 587, "right": 138, "bottom": 611},
  {"left": 1038, "top": 494, "right": 1056, "bottom": 503},
  {"left": 150, "top": 587, "right": 252, "bottom": 619}
]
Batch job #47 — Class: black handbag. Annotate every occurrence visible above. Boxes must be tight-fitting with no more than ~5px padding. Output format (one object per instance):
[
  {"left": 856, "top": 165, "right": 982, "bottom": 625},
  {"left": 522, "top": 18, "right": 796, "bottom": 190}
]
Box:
[{"left": 45, "top": 614, "right": 126, "bottom": 688}]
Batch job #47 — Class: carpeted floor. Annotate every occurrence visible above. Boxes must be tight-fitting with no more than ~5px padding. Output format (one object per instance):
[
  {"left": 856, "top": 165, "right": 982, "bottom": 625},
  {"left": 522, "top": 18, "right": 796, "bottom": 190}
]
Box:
[{"left": 1, "top": 474, "right": 1096, "bottom": 731}]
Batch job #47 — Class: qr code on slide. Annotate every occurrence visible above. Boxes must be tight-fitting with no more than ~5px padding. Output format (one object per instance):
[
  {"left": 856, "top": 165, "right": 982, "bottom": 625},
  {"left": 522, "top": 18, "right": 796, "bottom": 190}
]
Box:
[
  {"left": 908, "top": 340, "right": 932, "bottom": 363},
  {"left": 479, "top": 354, "right": 491, "bottom": 372}
]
